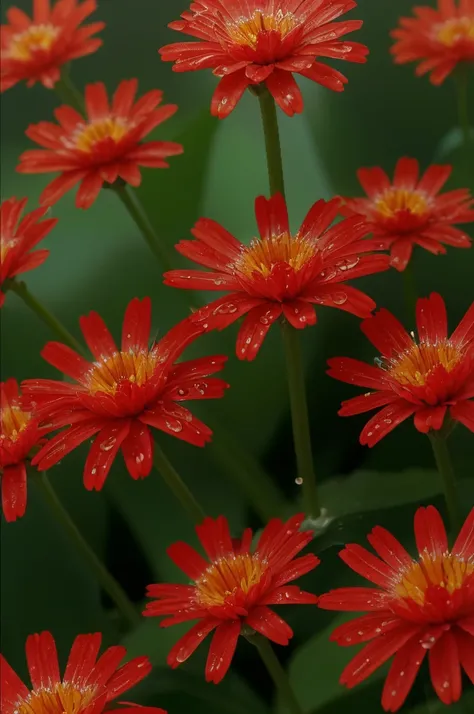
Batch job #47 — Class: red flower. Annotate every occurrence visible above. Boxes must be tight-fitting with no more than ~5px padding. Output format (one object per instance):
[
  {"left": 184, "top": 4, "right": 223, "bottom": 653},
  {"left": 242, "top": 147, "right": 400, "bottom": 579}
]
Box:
[
  {"left": 164, "top": 194, "right": 389, "bottom": 360},
  {"left": 0, "top": 379, "right": 46, "bottom": 522},
  {"left": 144, "top": 513, "right": 319, "bottom": 684},
  {"left": 1, "top": 0, "right": 104, "bottom": 92},
  {"left": 0, "top": 630, "right": 167, "bottom": 714},
  {"left": 159, "top": 0, "right": 368, "bottom": 118},
  {"left": 327, "top": 293, "right": 474, "bottom": 446},
  {"left": 16, "top": 79, "right": 183, "bottom": 209},
  {"left": 319, "top": 506, "right": 474, "bottom": 711},
  {"left": 22, "top": 298, "right": 228, "bottom": 489},
  {"left": 341, "top": 158, "right": 474, "bottom": 271},
  {"left": 1, "top": 196, "right": 57, "bottom": 307},
  {"left": 391, "top": 0, "right": 474, "bottom": 85}
]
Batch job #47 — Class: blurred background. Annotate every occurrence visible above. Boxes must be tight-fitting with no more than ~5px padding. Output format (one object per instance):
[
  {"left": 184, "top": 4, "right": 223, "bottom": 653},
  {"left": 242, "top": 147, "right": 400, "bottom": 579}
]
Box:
[{"left": 1, "top": 0, "right": 473, "bottom": 712}]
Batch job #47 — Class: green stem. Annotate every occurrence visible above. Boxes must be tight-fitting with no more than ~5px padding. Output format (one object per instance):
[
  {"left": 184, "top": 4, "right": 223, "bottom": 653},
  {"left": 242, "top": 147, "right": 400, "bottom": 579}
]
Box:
[
  {"left": 55, "top": 71, "right": 86, "bottom": 114},
  {"left": 455, "top": 69, "right": 470, "bottom": 152},
  {"left": 36, "top": 471, "right": 139, "bottom": 627},
  {"left": 114, "top": 185, "right": 174, "bottom": 271},
  {"left": 428, "top": 433, "right": 462, "bottom": 531},
  {"left": 209, "top": 427, "right": 287, "bottom": 521},
  {"left": 280, "top": 321, "right": 319, "bottom": 519},
  {"left": 8, "top": 279, "right": 85, "bottom": 355},
  {"left": 249, "top": 635, "right": 303, "bottom": 714},
  {"left": 153, "top": 442, "right": 206, "bottom": 525},
  {"left": 257, "top": 88, "right": 286, "bottom": 197},
  {"left": 402, "top": 262, "right": 418, "bottom": 320}
]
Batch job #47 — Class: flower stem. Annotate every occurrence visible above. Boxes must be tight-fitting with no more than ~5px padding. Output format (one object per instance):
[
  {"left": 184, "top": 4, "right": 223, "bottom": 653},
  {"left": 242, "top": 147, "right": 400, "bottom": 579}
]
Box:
[
  {"left": 153, "top": 442, "right": 206, "bottom": 525},
  {"left": 114, "top": 185, "right": 174, "bottom": 271},
  {"left": 55, "top": 70, "right": 86, "bottom": 114},
  {"left": 428, "top": 433, "right": 462, "bottom": 531},
  {"left": 402, "top": 262, "right": 418, "bottom": 320},
  {"left": 455, "top": 69, "right": 471, "bottom": 152},
  {"left": 250, "top": 635, "right": 303, "bottom": 714},
  {"left": 280, "top": 321, "right": 319, "bottom": 519},
  {"left": 36, "top": 471, "right": 140, "bottom": 628},
  {"left": 257, "top": 87, "right": 286, "bottom": 198},
  {"left": 7, "top": 279, "right": 85, "bottom": 355}
]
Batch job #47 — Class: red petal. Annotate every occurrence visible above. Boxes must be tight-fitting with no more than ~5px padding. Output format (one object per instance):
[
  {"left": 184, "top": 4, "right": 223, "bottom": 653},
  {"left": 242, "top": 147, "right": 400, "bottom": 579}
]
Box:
[
  {"left": 79, "top": 311, "right": 118, "bottom": 361},
  {"left": 331, "top": 613, "right": 401, "bottom": 646},
  {"left": 211, "top": 71, "right": 249, "bottom": 118},
  {"left": 453, "top": 507, "right": 474, "bottom": 560},
  {"left": 76, "top": 172, "right": 104, "bottom": 209},
  {"left": 417, "top": 164, "right": 451, "bottom": 196},
  {"left": 327, "top": 357, "right": 387, "bottom": 390},
  {"left": 338, "top": 391, "right": 396, "bottom": 417},
  {"left": 389, "top": 238, "right": 413, "bottom": 271},
  {"left": 112, "top": 79, "right": 138, "bottom": 115},
  {"left": 282, "top": 301, "right": 316, "bottom": 329},
  {"left": 195, "top": 515, "right": 233, "bottom": 561},
  {"left": 381, "top": 639, "right": 427, "bottom": 712},
  {"left": 39, "top": 171, "right": 87, "bottom": 206},
  {"left": 41, "top": 342, "right": 90, "bottom": 382},
  {"left": 429, "top": 630, "right": 462, "bottom": 705},
  {"left": 121, "top": 297, "right": 151, "bottom": 353},
  {"left": 236, "top": 303, "right": 281, "bottom": 360},
  {"left": 361, "top": 309, "right": 413, "bottom": 357},
  {"left": 414, "top": 505, "right": 448, "bottom": 558},
  {"left": 33, "top": 420, "right": 105, "bottom": 471},
  {"left": 367, "top": 526, "right": 413, "bottom": 572},
  {"left": 85, "top": 82, "right": 110, "bottom": 120},
  {"left": 0, "top": 655, "right": 29, "bottom": 714},
  {"left": 255, "top": 193, "right": 289, "bottom": 242},
  {"left": 205, "top": 620, "right": 241, "bottom": 684},
  {"left": 167, "top": 541, "right": 208, "bottom": 580},
  {"left": 318, "top": 588, "right": 388, "bottom": 611},
  {"left": 450, "top": 400, "right": 474, "bottom": 432},
  {"left": 413, "top": 405, "right": 447, "bottom": 433},
  {"left": 339, "top": 544, "right": 395, "bottom": 588},
  {"left": 1, "top": 462, "right": 27, "bottom": 522},
  {"left": 265, "top": 68, "right": 303, "bottom": 116},
  {"left": 451, "top": 301, "right": 474, "bottom": 348},
  {"left": 416, "top": 293, "right": 447, "bottom": 344},
  {"left": 84, "top": 421, "right": 131, "bottom": 490},
  {"left": 26, "top": 631, "right": 60, "bottom": 689},
  {"left": 357, "top": 167, "right": 391, "bottom": 199},
  {"left": 455, "top": 627, "right": 474, "bottom": 684},
  {"left": 120, "top": 422, "right": 153, "bottom": 480},
  {"left": 167, "top": 620, "right": 218, "bottom": 668},
  {"left": 105, "top": 656, "right": 152, "bottom": 698},
  {"left": 64, "top": 633, "right": 102, "bottom": 687},
  {"left": 394, "top": 157, "right": 419, "bottom": 190},
  {"left": 245, "top": 606, "right": 293, "bottom": 645},
  {"left": 359, "top": 401, "right": 416, "bottom": 447}
]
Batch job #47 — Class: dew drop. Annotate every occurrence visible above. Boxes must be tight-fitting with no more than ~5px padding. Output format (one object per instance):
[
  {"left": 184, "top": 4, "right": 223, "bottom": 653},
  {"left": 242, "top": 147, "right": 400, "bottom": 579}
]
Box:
[
  {"left": 213, "top": 303, "right": 237, "bottom": 315},
  {"left": 260, "top": 316, "right": 269, "bottom": 325},
  {"left": 177, "top": 388, "right": 188, "bottom": 397},
  {"left": 295, "top": 477, "right": 303, "bottom": 485},
  {"left": 100, "top": 436, "right": 116, "bottom": 452},
  {"left": 91, "top": 468, "right": 97, "bottom": 475},
  {"left": 331, "top": 291, "right": 348, "bottom": 306},
  {"left": 136, "top": 453, "right": 145, "bottom": 464},
  {"left": 214, "top": 279, "right": 225, "bottom": 286},
  {"left": 165, "top": 420, "right": 183, "bottom": 433},
  {"left": 383, "top": 418, "right": 392, "bottom": 425}
]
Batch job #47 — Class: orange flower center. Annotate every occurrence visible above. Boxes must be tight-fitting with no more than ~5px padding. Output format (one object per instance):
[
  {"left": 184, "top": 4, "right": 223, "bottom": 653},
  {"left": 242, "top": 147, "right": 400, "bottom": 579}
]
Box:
[
  {"left": 395, "top": 552, "right": 474, "bottom": 606},
  {"left": 196, "top": 553, "right": 267, "bottom": 607},
  {"left": 17, "top": 682, "right": 97, "bottom": 714},
  {"left": 9, "top": 24, "right": 59, "bottom": 61},
  {"left": 227, "top": 10, "right": 297, "bottom": 48},
  {"left": 375, "top": 188, "right": 429, "bottom": 219},
  {"left": 388, "top": 341, "right": 462, "bottom": 387},
  {"left": 437, "top": 17, "right": 474, "bottom": 47},
  {"left": 87, "top": 350, "right": 159, "bottom": 395},
  {"left": 234, "top": 233, "right": 316, "bottom": 278},
  {"left": 1, "top": 403, "right": 31, "bottom": 443},
  {"left": 73, "top": 117, "right": 129, "bottom": 153}
]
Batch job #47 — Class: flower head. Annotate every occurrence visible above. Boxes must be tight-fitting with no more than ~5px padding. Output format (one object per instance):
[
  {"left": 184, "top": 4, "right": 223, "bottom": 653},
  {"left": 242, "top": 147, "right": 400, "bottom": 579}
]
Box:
[
  {"left": 164, "top": 194, "right": 389, "bottom": 360},
  {"left": 0, "top": 630, "right": 166, "bottom": 714},
  {"left": 159, "top": 0, "right": 368, "bottom": 118},
  {"left": 1, "top": 197, "right": 57, "bottom": 306},
  {"left": 391, "top": 0, "right": 474, "bottom": 85},
  {"left": 1, "top": 379, "right": 46, "bottom": 522},
  {"left": 319, "top": 505, "right": 474, "bottom": 711},
  {"left": 17, "top": 79, "right": 183, "bottom": 208},
  {"left": 1, "top": 0, "right": 104, "bottom": 92},
  {"left": 144, "top": 513, "right": 319, "bottom": 684},
  {"left": 341, "top": 158, "right": 474, "bottom": 271},
  {"left": 22, "top": 297, "right": 228, "bottom": 489},
  {"left": 327, "top": 293, "right": 474, "bottom": 446}
]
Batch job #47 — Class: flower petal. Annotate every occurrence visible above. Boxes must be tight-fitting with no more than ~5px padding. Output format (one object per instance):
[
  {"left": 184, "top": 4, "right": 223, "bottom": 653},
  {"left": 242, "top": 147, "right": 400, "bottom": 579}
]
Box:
[
  {"left": 381, "top": 639, "right": 427, "bottom": 712},
  {"left": 1, "top": 462, "right": 27, "bottom": 522},
  {"left": 429, "top": 630, "right": 462, "bottom": 705},
  {"left": 167, "top": 620, "right": 219, "bottom": 668},
  {"left": 205, "top": 620, "right": 241, "bottom": 684},
  {"left": 414, "top": 505, "right": 448, "bottom": 558},
  {"left": 26, "top": 631, "right": 60, "bottom": 690},
  {"left": 84, "top": 421, "right": 132, "bottom": 490},
  {"left": 246, "top": 606, "right": 293, "bottom": 645}
]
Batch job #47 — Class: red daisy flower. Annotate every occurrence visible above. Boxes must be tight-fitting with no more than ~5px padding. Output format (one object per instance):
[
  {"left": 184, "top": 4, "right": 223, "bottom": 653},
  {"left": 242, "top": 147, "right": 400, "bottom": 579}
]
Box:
[
  {"left": 0, "top": 630, "right": 167, "bottom": 714},
  {"left": 1, "top": 0, "right": 104, "bottom": 92},
  {"left": 21, "top": 297, "right": 228, "bottom": 489},
  {"left": 0, "top": 379, "right": 47, "bottom": 522},
  {"left": 327, "top": 293, "right": 474, "bottom": 447},
  {"left": 1, "top": 196, "right": 57, "bottom": 307},
  {"left": 391, "top": 0, "right": 474, "bottom": 85},
  {"left": 16, "top": 79, "right": 183, "bottom": 209},
  {"left": 159, "top": 0, "right": 369, "bottom": 118},
  {"left": 319, "top": 505, "right": 474, "bottom": 712},
  {"left": 144, "top": 513, "right": 319, "bottom": 684},
  {"left": 164, "top": 193, "right": 389, "bottom": 360},
  {"left": 341, "top": 158, "right": 474, "bottom": 271}
]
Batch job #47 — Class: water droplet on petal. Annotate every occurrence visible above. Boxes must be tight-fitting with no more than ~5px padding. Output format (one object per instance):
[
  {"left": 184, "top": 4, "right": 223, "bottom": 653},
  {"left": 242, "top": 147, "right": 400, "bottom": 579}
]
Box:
[
  {"left": 295, "top": 477, "right": 303, "bottom": 485},
  {"left": 331, "top": 291, "right": 348, "bottom": 306},
  {"left": 100, "top": 436, "right": 117, "bottom": 451},
  {"left": 165, "top": 420, "right": 183, "bottom": 433}
]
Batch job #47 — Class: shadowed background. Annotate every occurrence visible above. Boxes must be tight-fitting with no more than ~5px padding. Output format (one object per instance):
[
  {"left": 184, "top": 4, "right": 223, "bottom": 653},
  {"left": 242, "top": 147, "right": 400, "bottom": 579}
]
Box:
[{"left": 1, "top": 1, "right": 473, "bottom": 712}]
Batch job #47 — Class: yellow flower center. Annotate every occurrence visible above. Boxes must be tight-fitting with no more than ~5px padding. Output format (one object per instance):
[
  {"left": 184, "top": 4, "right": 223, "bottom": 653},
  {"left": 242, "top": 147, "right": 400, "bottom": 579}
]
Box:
[
  {"left": 17, "top": 682, "right": 97, "bottom": 714},
  {"left": 87, "top": 350, "right": 160, "bottom": 396},
  {"left": 234, "top": 232, "right": 316, "bottom": 279},
  {"left": 375, "top": 188, "right": 429, "bottom": 219},
  {"left": 395, "top": 552, "right": 474, "bottom": 606},
  {"left": 1, "top": 238, "right": 17, "bottom": 263},
  {"left": 227, "top": 10, "right": 297, "bottom": 48},
  {"left": 196, "top": 553, "right": 267, "bottom": 607},
  {"left": 437, "top": 16, "right": 474, "bottom": 47},
  {"left": 388, "top": 341, "right": 462, "bottom": 387},
  {"left": 74, "top": 117, "right": 129, "bottom": 153},
  {"left": 9, "top": 24, "right": 59, "bottom": 61},
  {"left": 1, "top": 404, "right": 31, "bottom": 443}
]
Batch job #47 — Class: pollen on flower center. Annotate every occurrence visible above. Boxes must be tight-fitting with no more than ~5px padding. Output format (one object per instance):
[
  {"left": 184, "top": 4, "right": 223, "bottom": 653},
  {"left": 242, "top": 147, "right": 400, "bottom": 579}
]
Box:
[
  {"left": 233, "top": 232, "right": 316, "bottom": 279},
  {"left": 72, "top": 117, "right": 130, "bottom": 153},
  {"left": 436, "top": 16, "right": 474, "bottom": 46},
  {"left": 87, "top": 350, "right": 159, "bottom": 395},
  {"left": 17, "top": 681, "right": 97, "bottom": 714},
  {"left": 375, "top": 188, "right": 429, "bottom": 219},
  {"left": 196, "top": 553, "right": 267, "bottom": 607},
  {"left": 1, "top": 404, "right": 31, "bottom": 443},
  {"left": 395, "top": 552, "right": 474, "bottom": 606},
  {"left": 388, "top": 341, "right": 462, "bottom": 387},
  {"left": 8, "top": 24, "right": 59, "bottom": 61},
  {"left": 226, "top": 10, "right": 297, "bottom": 48}
]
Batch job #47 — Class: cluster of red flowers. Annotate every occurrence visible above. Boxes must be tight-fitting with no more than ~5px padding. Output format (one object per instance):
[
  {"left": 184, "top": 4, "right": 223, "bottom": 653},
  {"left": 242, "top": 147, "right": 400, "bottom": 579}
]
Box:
[{"left": 1, "top": 0, "right": 473, "bottom": 713}]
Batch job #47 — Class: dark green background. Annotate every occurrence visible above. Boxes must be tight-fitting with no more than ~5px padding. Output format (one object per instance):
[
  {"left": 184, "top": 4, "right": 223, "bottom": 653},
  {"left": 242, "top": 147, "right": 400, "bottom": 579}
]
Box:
[{"left": 1, "top": 1, "right": 473, "bottom": 712}]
